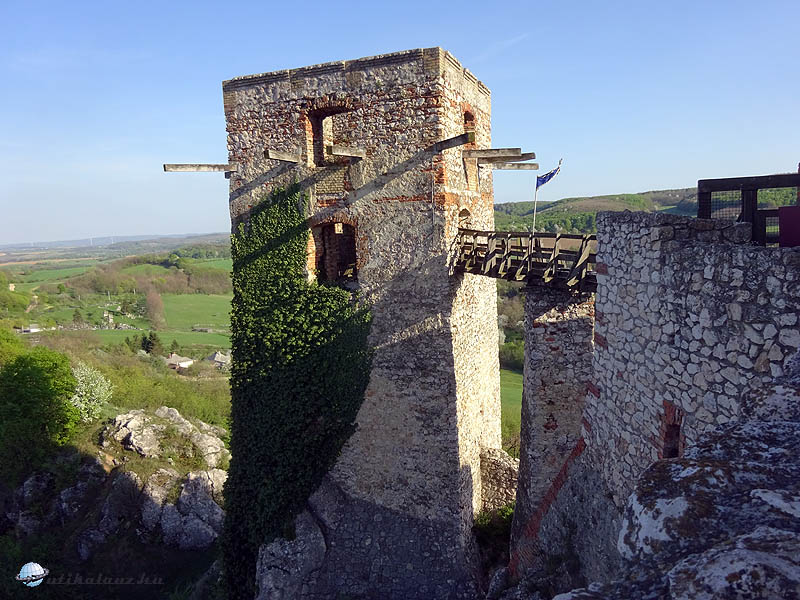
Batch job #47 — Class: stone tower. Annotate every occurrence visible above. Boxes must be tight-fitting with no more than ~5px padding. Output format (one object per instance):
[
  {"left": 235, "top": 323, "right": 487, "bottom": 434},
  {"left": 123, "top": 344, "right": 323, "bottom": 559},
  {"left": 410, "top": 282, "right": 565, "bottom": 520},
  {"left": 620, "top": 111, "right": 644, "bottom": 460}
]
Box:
[{"left": 222, "top": 48, "right": 501, "bottom": 598}]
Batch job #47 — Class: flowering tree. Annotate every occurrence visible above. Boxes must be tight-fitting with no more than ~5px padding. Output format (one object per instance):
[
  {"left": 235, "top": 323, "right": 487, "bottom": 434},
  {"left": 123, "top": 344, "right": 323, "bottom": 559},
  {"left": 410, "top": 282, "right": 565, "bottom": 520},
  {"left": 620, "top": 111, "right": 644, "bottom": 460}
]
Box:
[{"left": 70, "top": 361, "right": 113, "bottom": 422}]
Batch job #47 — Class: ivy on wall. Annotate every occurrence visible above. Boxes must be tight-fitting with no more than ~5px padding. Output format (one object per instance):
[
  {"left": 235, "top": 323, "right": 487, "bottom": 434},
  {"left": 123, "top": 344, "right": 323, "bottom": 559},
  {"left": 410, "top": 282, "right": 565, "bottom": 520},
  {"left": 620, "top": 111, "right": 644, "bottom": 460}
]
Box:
[{"left": 222, "top": 185, "right": 373, "bottom": 600}]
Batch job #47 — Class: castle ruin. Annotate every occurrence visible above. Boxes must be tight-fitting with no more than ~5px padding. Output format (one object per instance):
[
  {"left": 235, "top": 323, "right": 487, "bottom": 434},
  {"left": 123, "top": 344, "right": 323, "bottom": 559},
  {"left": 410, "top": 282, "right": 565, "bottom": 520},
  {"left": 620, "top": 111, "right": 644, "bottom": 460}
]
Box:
[{"left": 163, "top": 46, "right": 800, "bottom": 599}]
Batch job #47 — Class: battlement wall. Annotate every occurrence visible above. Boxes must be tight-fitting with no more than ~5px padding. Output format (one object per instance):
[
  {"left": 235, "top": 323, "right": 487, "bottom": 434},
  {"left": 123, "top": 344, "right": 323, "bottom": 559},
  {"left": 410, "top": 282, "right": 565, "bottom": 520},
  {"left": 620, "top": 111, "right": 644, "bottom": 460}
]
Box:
[
  {"left": 511, "top": 211, "right": 800, "bottom": 589},
  {"left": 587, "top": 211, "right": 800, "bottom": 507}
]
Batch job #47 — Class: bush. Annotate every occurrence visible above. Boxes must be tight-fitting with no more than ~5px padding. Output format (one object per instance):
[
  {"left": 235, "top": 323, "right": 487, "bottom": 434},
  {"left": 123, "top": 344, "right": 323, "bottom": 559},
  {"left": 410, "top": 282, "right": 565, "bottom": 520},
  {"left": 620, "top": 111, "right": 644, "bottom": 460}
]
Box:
[
  {"left": 0, "top": 328, "right": 25, "bottom": 366},
  {"left": 499, "top": 340, "right": 525, "bottom": 371},
  {"left": 0, "top": 348, "right": 78, "bottom": 484},
  {"left": 69, "top": 361, "right": 113, "bottom": 422}
]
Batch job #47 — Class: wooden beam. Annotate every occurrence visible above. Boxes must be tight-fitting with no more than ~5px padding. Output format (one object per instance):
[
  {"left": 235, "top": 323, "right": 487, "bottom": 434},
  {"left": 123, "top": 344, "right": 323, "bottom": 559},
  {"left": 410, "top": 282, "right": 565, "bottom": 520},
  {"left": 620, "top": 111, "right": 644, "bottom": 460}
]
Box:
[
  {"left": 163, "top": 164, "right": 237, "bottom": 173},
  {"left": 484, "top": 163, "right": 540, "bottom": 170},
  {"left": 463, "top": 148, "right": 522, "bottom": 159},
  {"left": 433, "top": 132, "right": 475, "bottom": 152},
  {"left": 264, "top": 149, "right": 301, "bottom": 163},
  {"left": 477, "top": 152, "right": 536, "bottom": 164},
  {"left": 326, "top": 145, "right": 366, "bottom": 159}
]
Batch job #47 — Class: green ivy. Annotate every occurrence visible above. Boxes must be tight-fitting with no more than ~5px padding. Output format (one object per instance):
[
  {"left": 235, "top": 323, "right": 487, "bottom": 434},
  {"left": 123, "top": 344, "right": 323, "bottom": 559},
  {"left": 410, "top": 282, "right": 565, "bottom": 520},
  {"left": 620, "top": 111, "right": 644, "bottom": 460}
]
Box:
[{"left": 222, "top": 186, "right": 373, "bottom": 600}]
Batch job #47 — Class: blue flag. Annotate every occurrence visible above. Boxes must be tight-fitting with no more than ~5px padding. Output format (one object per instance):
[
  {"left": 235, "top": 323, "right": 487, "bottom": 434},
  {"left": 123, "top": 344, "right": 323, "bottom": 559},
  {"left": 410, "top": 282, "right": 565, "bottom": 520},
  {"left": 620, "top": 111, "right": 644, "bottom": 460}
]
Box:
[{"left": 536, "top": 159, "right": 562, "bottom": 189}]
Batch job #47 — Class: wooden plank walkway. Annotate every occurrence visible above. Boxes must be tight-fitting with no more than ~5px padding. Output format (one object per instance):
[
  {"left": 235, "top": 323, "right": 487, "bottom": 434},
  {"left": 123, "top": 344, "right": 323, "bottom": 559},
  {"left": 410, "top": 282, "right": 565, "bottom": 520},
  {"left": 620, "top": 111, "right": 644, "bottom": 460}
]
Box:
[{"left": 454, "top": 228, "right": 597, "bottom": 292}]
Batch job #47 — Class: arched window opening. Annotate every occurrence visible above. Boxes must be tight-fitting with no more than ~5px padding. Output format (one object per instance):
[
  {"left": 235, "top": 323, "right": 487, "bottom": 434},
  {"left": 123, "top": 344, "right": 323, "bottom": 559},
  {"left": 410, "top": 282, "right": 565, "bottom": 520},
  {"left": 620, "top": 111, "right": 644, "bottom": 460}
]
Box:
[{"left": 312, "top": 222, "right": 357, "bottom": 283}]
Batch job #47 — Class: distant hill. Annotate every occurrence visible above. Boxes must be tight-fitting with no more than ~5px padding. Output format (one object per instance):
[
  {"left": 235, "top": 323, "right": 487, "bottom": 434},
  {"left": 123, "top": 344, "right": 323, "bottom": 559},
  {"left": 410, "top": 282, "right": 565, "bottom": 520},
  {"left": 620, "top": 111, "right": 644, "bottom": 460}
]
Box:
[
  {"left": 494, "top": 188, "right": 697, "bottom": 233},
  {"left": 0, "top": 233, "right": 230, "bottom": 264},
  {"left": 0, "top": 232, "right": 229, "bottom": 252}
]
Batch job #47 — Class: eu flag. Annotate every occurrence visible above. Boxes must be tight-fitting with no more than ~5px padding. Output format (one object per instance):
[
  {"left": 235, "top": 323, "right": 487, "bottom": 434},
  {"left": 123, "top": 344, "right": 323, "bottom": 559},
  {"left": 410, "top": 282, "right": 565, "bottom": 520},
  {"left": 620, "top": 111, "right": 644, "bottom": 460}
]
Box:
[{"left": 536, "top": 159, "right": 562, "bottom": 189}]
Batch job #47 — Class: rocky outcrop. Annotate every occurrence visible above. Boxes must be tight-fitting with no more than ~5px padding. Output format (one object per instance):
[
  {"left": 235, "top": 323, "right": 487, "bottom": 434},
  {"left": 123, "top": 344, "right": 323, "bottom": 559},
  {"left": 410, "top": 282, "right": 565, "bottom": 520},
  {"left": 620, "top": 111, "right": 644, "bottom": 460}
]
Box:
[
  {"left": 103, "top": 406, "right": 230, "bottom": 468},
  {"left": 550, "top": 363, "right": 800, "bottom": 600},
  {"left": 158, "top": 469, "right": 227, "bottom": 550},
  {"left": 78, "top": 470, "right": 143, "bottom": 560},
  {"left": 256, "top": 510, "right": 327, "bottom": 600},
  {"left": 5, "top": 406, "right": 229, "bottom": 562}
]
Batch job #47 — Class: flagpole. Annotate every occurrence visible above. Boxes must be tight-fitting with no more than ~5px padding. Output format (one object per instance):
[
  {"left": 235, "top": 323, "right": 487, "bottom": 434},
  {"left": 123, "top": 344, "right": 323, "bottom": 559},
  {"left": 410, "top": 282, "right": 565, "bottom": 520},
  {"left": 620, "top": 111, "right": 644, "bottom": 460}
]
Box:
[{"left": 532, "top": 183, "right": 538, "bottom": 234}]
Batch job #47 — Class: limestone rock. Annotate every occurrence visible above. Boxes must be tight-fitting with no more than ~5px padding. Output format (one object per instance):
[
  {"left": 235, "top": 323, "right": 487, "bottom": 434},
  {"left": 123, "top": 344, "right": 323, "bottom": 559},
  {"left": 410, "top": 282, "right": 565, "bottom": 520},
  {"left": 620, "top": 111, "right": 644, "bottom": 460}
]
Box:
[
  {"left": 666, "top": 526, "right": 800, "bottom": 600},
  {"left": 140, "top": 468, "right": 181, "bottom": 531},
  {"left": 102, "top": 406, "right": 230, "bottom": 468},
  {"left": 540, "top": 420, "right": 800, "bottom": 600},
  {"left": 158, "top": 469, "right": 227, "bottom": 550},
  {"left": 106, "top": 409, "right": 164, "bottom": 457},
  {"left": 75, "top": 471, "right": 143, "bottom": 561},
  {"left": 58, "top": 482, "right": 91, "bottom": 522}
]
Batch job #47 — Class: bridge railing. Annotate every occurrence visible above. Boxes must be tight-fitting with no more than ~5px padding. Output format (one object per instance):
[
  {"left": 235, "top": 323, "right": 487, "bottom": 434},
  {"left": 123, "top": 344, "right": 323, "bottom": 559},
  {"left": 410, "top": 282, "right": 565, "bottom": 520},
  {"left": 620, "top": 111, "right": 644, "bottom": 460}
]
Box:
[{"left": 454, "top": 229, "right": 597, "bottom": 292}]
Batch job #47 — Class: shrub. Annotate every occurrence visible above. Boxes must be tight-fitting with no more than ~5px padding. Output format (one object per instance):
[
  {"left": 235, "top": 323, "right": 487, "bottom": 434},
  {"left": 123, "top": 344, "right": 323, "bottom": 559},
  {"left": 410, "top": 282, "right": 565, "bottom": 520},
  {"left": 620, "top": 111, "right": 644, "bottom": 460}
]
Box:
[
  {"left": 0, "top": 348, "right": 78, "bottom": 484},
  {"left": 0, "top": 328, "right": 25, "bottom": 366},
  {"left": 499, "top": 340, "right": 525, "bottom": 371},
  {"left": 69, "top": 361, "right": 113, "bottom": 422}
]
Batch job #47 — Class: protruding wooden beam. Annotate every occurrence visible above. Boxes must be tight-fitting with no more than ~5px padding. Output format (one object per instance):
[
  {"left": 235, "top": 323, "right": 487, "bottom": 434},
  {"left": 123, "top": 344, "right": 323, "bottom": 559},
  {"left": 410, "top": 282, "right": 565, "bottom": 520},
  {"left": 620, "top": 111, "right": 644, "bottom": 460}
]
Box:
[
  {"left": 463, "top": 148, "right": 522, "bottom": 159},
  {"left": 477, "top": 152, "right": 536, "bottom": 164},
  {"left": 264, "top": 149, "right": 301, "bottom": 163},
  {"left": 433, "top": 132, "right": 475, "bottom": 152},
  {"left": 485, "top": 163, "right": 540, "bottom": 170},
  {"left": 163, "top": 164, "right": 237, "bottom": 173},
  {"left": 327, "top": 145, "right": 366, "bottom": 160}
]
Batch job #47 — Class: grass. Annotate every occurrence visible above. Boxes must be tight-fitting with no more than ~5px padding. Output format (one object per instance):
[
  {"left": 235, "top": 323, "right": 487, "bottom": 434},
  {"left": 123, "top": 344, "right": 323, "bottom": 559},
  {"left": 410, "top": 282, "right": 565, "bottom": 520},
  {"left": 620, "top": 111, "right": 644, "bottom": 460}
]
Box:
[
  {"left": 14, "top": 264, "right": 96, "bottom": 282},
  {"left": 193, "top": 258, "right": 232, "bottom": 271},
  {"left": 162, "top": 294, "right": 231, "bottom": 331},
  {"left": 94, "top": 329, "right": 231, "bottom": 349},
  {"left": 500, "top": 368, "right": 523, "bottom": 445}
]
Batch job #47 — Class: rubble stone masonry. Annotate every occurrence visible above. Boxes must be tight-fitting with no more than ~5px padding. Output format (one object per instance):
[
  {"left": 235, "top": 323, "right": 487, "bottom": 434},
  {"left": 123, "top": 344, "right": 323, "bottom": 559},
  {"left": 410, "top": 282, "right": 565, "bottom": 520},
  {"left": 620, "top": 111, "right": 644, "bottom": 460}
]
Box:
[
  {"left": 510, "top": 211, "right": 800, "bottom": 591},
  {"left": 587, "top": 211, "right": 800, "bottom": 508},
  {"left": 223, "top": 48, "right": 501, "bottom": 598}
]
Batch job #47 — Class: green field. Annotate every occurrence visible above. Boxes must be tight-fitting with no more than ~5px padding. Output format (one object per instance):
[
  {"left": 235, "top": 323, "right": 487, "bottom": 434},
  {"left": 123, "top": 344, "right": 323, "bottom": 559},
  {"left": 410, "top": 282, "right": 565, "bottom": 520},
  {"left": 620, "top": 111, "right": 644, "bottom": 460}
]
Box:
[
  {"left": 194, "top": 258, "right": 232, "bottom": 271},
  {"left": 162, "top": 294, "right": 232, "bottom": 331},
  {"left": 20, "top": 264, "right": 94, "bottom": 282},
  {"left": 93, "top": 329, "right": 231, "bottom": 349},
  {"left": 500, "top": 368, "right": 523, "bottom": 442}
]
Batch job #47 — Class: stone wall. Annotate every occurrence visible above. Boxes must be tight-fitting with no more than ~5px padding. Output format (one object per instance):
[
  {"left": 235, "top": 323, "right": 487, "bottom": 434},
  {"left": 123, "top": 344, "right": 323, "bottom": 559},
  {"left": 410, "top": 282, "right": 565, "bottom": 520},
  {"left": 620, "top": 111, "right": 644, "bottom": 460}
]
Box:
[
  {"left": 587, "top": 211, "right": 800, "bottom": 509},
  {"left": 223, "top": 48, "right": 501, "bottom": 598},
  {"left": 509, "top": 211, "right": 800, "bottom": 591}
]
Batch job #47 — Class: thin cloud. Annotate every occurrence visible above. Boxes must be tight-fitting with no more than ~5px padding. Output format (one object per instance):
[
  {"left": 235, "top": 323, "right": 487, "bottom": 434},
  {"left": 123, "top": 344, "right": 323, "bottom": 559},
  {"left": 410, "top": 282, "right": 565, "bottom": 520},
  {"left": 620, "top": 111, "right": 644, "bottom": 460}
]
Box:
[{"left": 473, "top": 33, "right": 530, "bottom": 63}]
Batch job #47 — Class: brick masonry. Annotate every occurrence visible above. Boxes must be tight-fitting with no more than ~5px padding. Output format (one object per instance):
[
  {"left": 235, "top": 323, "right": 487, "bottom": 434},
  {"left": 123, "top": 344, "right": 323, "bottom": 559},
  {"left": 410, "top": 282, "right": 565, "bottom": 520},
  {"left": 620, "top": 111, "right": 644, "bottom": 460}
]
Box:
[{"left": 223, "top": 48, "right": 501, "bottom": 598}]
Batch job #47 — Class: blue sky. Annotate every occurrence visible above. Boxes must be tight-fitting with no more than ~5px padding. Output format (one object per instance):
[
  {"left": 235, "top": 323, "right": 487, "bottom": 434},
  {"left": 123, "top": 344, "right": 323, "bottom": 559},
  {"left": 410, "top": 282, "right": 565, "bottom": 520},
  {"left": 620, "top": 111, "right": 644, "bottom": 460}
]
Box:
[{"left": 1, "top": 0, "right": 798, "bottom": 244}]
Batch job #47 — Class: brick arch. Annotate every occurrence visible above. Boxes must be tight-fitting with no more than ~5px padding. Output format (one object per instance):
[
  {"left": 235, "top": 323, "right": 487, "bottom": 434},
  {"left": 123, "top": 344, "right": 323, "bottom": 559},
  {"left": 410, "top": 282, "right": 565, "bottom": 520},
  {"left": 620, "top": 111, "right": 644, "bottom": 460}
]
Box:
[
  {"left": 300, "top": 96, "right": 362, "bottom": 168},
  {"left": 306, "top": 214, "right": 369, "bottom": 277}
]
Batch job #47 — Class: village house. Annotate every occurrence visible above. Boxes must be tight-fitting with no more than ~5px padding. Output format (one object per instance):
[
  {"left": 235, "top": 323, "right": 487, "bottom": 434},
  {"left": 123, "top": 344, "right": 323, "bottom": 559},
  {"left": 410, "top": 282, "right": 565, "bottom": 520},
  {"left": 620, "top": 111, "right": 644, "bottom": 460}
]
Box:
[
  {"left": 206, "top": 350, "right": 231, "bottom": 370},
  {"left": 164, "top": 352, "right": 194, "bottom": 371}
]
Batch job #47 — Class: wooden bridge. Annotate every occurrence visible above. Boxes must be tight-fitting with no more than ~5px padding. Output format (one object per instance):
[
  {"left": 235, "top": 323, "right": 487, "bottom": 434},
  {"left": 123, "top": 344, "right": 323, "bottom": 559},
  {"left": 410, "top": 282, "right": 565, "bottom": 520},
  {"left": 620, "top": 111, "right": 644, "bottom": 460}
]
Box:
[{"left": 454, "top": 229, "right": 597, "bottom": 293}]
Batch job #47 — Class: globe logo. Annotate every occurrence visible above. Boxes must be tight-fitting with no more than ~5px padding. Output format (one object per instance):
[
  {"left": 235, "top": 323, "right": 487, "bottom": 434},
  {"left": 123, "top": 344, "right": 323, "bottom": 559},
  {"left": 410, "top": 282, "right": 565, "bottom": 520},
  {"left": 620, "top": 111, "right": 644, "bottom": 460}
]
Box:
[{"left": 16, "top": 562, "right": 49, "bottom": 587}]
